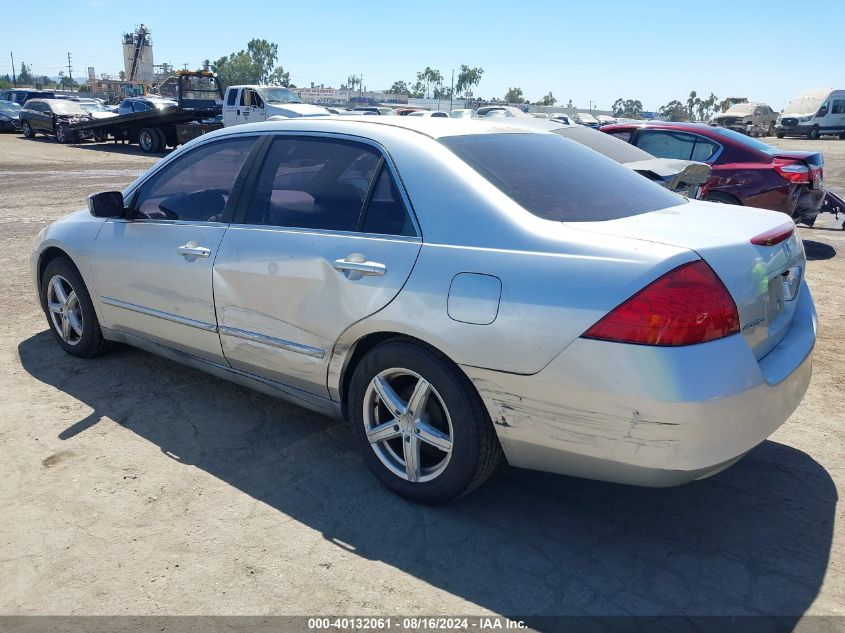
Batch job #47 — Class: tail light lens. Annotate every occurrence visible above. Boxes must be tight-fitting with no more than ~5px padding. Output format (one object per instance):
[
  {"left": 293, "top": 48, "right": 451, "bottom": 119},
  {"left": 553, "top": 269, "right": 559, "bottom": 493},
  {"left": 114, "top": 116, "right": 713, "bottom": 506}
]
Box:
[
  {"left": 750, "top": 222, "right": 794, "bottom": 246},
  {"left": 583, "top": 260, "right": 740, "bottom": 346},
  {"left": 773, "top": 158, "right": 810, "bottom": 184}
]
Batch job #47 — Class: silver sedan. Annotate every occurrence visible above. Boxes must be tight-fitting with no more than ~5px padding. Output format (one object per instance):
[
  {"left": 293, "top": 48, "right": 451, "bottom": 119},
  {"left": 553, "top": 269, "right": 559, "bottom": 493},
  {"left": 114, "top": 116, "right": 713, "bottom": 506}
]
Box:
[{"left": 31, "top": 117, "right": 816, "bottom": 503}]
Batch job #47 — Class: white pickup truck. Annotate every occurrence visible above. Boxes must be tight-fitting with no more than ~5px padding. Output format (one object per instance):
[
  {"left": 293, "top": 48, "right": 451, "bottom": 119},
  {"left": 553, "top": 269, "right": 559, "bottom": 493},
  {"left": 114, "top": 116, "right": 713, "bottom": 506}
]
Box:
[{"left": 222, "top": 85, "right": 329, "bottom": 126}]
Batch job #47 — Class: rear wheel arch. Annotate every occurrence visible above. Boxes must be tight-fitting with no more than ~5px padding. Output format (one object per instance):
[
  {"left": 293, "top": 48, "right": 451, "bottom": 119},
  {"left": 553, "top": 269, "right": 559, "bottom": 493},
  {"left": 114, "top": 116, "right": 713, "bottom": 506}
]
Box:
[
  {"left": 705, "top": 191, "right": 743, "bottom": 205},
  {"left": 337, "top": 332, "right": 476, "bottom": 420}
]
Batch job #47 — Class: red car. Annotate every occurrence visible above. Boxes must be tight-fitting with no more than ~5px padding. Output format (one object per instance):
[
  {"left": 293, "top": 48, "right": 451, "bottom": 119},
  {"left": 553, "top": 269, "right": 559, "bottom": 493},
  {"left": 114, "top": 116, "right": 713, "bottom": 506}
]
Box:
[{"left": 600, "top": 122, "right": 825, "bottom": 225}]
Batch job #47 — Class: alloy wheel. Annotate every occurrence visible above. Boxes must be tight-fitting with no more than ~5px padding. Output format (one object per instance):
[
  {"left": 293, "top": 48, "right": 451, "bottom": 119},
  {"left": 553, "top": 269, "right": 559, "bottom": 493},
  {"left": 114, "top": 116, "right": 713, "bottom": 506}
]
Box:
[
  {"left": 362, "top": 368, "right": 454, "bottom": 483},
  {"left": 46, "top": 275, "right": 84, "bottom": 346}
]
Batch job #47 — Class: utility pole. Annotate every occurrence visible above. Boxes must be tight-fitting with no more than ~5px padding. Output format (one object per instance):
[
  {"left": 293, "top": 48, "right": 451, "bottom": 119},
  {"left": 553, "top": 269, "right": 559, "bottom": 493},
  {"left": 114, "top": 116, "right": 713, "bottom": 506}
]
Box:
[
  {"left": 449, "top": 68, "right": 454, "bottom": 112},
  {"left": 67, "top": 52, "right": 73, "bottom": 91},
  {"left": 10, "top": 51, "right": 16, "bottom": 87}
]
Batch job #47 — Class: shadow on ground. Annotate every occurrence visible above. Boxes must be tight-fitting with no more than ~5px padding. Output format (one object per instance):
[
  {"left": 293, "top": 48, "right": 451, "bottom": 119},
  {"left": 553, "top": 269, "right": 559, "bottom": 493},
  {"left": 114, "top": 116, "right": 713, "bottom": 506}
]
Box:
[
  {"left": 802, "top": 239, "right": 837, "bottom": 261},
  {"left": 18, "top": 331, "right": 837, "bottom": 622}
]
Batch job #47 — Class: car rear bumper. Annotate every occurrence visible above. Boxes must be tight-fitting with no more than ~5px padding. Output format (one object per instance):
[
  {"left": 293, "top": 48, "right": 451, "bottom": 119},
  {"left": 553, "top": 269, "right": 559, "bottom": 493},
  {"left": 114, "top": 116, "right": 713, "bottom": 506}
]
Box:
[{"left": 464, "top": 282, "right": 816, "bottom": 486}]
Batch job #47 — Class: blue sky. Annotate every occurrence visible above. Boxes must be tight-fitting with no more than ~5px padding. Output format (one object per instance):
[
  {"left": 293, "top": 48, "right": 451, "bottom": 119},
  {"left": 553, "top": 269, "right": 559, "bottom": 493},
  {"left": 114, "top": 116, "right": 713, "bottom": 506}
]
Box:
[{"left": 3, "top": 0, "right": 841, "bottom": 111}]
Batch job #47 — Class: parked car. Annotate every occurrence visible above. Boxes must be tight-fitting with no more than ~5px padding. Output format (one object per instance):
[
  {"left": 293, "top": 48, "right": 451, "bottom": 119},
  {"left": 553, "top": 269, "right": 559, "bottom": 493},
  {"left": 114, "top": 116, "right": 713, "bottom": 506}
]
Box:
[
  {"left": 776, "top": 88, "right": 845, "bottom": 139},
  {"left": 711, "top": 102, "right": 778, "bottom": 136},
  {"left": 222, "top": 85, "right": 329, "bottom": 126},
  {"left": 407, "top": 110, "right": 450, "bottom": 118},
  {"left": 78, "top": 100, "right": 119, "bottom": 120},
  {"left": 596, "top": 114, "right": 618, "bottom": 126},
  {"left": 117, "top": 96, "right": 178, "bottom": 116},
  {"left": 573, "top": 112, "right": 600, "bottom": 128},
  {"left": 350, "top": 106, "right": 398, "bottom": 116},
  {"left": 0, "top": 88, "right": 55, "bottom": 106},
  {"left": 19, "top": 98, "right": 94, "bottom": 143},
  {"left": 449, "top": 109, "right": 475, "bottom": 119},
  {"left": 32, "top": 117, "right": 815, "bottom": 503},
  {"left": 550, "top": 113, "right": 573, "bottom": 124},
  {"left": 502, "top": 118, "right": 711, "bottom": 197},
  {"left": 601, "top": 122, "right": 826, "bottom": 225},
  {"left": 476, "top": 105, "right": 529, "bottom": 118},
  {"left": 0, "top": 99, "right": 22, "bottom": 132}
]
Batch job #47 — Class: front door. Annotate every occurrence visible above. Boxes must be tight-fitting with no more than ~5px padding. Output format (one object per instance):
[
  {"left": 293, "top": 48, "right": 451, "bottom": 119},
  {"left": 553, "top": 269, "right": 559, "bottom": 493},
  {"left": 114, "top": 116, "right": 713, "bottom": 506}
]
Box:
[
  {"left": 90, "top": 135, "right": 258, "bottom": 363},
  {"left": 213, "top": 135, "right": 422, "bottom": 396}
]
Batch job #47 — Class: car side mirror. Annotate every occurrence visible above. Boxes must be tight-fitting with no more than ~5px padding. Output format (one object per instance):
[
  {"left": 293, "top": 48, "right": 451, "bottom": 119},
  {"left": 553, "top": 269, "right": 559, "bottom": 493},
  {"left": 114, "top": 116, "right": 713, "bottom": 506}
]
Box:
[{"left": 87, "top": 191, "right": 125, "bottom": 218}]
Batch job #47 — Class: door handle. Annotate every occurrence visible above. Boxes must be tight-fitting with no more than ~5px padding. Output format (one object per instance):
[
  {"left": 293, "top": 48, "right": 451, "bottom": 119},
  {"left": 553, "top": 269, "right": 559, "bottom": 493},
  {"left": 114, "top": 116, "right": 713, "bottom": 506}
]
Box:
[
  {"left": 178, "top": 242, "right": 211, "bottom": 260},
  {"left": 333, "top": 257, "right": 386, "bottom": 277}
]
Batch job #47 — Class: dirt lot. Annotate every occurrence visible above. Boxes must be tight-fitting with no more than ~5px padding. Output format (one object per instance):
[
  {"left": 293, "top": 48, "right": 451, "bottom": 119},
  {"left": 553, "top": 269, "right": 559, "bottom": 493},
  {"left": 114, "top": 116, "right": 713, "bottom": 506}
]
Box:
[{"left": 0, "top": 132, "right": 843, "bottom": 620}]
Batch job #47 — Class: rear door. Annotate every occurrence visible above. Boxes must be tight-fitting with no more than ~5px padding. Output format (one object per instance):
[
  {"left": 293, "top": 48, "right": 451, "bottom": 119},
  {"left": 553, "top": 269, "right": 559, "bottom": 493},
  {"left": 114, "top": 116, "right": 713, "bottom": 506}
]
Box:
[
  {"left": 213, "top": 134, "right": 422, "bottom": 397},
  {"left": 91, "top": 135, "right": 259, "bottom": 363}
]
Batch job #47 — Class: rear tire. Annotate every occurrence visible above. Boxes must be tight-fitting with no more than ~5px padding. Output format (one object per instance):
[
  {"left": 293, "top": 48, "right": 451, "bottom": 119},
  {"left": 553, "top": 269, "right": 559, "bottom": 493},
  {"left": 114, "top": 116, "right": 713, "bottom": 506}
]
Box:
[
  {"left": 21, "top": 120, "right": 35, "bottom": 138},
  {"left": 705, "top": 191, "right": 741, "bottom": 205},
  {"left": 768, "top": 122, "right": 775, "bottom": 137},
  {"left": 348, "top": 340, "right": 502, "bottom": 504},
  {"left": 40, "top": 256, "right": 109, "bottom": 358},
  {"left": 138, "top": 127, "right": 161, "bottom": 153}
]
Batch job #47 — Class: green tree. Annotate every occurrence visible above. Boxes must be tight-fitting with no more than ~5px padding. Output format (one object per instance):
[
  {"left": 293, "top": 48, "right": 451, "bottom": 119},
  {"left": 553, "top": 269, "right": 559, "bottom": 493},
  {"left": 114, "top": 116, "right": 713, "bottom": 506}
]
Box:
[
  {"left": 612, "top": 98, "right": 644, "bottom": 118},
  {"left": 211, "top": 39, "right": 292, "bottom": 89},
  {"left": 539, "top": 91, "right": 557, "bottom": 106},
  {"left": 118, "top": 70, "right": 126, "bottom": 81},
  {"left": 388, "top": 81, "right": 410, "bottom": 96},
  {"left": 696, "top": 92, "right": 719, "bottom": 121},
  {"left": 687, "top": 90, "right": 699, "bottom": 120},
  {"left": 658, "top": 100, "right": 688, "bottom": 121},
  {"left": 455, "top": 65, "right": 484, "bottom": 98},
  {"left": 77, "top": 84, "right": 91, "bottom": 93},
  {"left": 504, "top": 87, "right": 525, "bottom": 104},
  {"left": 346, "top": 74, "right": 362, "bottom": 93},
  {"left": 18, "top": 62, "right": 33, "bottom": 85},
  {"left": 415, "top": 67, "right": 443, "bottom": 99}
]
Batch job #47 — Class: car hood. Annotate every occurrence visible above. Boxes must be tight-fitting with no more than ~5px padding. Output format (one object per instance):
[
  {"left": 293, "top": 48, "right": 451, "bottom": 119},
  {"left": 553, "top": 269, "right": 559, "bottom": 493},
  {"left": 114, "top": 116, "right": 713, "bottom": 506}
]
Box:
[
  {"left": 566, "top": 199, "right": 806, "bottom": 360},
  {"left": 781, "top": 111, "right": 816, "bottom": 118},
  {"left": 713, "top": 112, "right": 750, "bottom": 120},
  {"left": 266, "top": 103, "right": 330, "bottom": 118},
  {"left": 623, "top": 158, "right": 711, "bottom": 189}
]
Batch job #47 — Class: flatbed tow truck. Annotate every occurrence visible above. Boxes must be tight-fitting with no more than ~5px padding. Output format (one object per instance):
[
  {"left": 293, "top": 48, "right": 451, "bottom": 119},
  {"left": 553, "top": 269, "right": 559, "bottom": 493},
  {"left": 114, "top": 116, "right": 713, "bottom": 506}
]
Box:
[{"left": 70, "top": 71, "right": 224, "bottom": 153}]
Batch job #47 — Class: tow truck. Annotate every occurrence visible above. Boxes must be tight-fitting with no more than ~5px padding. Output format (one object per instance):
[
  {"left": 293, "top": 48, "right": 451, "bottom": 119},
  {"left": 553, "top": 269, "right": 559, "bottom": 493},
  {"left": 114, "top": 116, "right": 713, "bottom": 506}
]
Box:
[{"left": 70, "top": 71, "right": 224, "bottom": 153}]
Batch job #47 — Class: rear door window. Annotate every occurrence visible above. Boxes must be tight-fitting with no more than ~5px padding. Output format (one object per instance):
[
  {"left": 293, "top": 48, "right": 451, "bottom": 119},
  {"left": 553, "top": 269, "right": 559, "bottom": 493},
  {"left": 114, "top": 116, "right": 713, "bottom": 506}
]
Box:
[
  {"left": 440, "top": 133, "right": 683, "bottom": 222},
  {"left": 636, "top": 130, "right": 719, "bottom": 162}
]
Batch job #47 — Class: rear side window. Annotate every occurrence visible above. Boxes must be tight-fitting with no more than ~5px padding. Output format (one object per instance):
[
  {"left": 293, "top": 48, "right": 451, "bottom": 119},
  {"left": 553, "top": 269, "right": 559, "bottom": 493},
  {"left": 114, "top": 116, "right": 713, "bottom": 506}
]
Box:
[
  {"left": 133, "top": 137, "right": 256, "bottom": 222},
  {"left": 226, "top": 90, "right": 238, "bottom": 106},
  {"left": 833, "top": 100, "right": 845, "bottom": 115},
  {"left": 636, "top": 130, "right": 719, "bottom": 162},
  {"left": 440, "top": 133, "right": 684, "bottom": 222},
  {"left": 361, "top": 167, "right": 415, "bottom": 236}
]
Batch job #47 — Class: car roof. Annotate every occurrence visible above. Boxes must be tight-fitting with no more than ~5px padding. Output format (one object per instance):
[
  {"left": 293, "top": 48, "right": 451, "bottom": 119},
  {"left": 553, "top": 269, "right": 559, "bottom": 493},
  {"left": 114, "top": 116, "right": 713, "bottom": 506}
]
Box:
[{"left": 204, "top": 115, "right": 558, "bottom": 142}]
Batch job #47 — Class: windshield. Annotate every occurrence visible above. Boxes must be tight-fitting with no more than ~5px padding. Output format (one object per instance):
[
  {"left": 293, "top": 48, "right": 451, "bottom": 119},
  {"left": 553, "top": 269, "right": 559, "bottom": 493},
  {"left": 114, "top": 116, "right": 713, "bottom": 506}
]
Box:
[
  {"left": 0, "top": 101, "right": 21, "bottom": 114},
  {"left": 783, "top": 93, "right": 826, "bottom": 115},
  {"left": 50, "top": 101, "right": 87, "bottom": 115},
  {"left": 440, "top": 133, "right": 684, "bottom": 222},
  {"left": 261, "top": 87, "right": 302, "bottom": 104},
  {"left": 725, "top": 103, "right": 755, "bottom": 115},
  {"left": 708, "top": 126, "right": 780, "bottom": 155}
]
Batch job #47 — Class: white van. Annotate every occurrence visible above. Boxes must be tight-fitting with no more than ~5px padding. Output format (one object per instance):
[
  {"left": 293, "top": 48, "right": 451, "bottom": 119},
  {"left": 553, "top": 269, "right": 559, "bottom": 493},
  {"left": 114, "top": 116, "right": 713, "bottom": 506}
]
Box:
[
  {"left": 776, "top": 88, "right": 845, "bottom": 139},
  {"left": 222, "top": 85, "right": 329, "bottom": 126}
]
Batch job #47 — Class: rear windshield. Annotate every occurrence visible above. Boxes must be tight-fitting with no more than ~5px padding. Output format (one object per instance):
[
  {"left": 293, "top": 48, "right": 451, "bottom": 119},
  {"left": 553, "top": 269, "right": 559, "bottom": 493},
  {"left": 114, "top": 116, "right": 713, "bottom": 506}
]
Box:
[
  {"left": 707, "top": 126, "right": 779, "bottom": 155},
  {"left": 440, "top": 133, "right": 684, "bottom": 221},
  {"left": 552, "top": 125, "right": 654, "bottom": 163}
]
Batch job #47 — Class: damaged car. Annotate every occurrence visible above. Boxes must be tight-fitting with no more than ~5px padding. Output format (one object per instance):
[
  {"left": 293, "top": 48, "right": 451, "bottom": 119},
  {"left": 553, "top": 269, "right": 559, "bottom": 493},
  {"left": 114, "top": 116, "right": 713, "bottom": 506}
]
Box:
[
  {"left": 711, "top": 102, "right": 778, "bottom": 137},
  {"left": 19, "top": 99, "right": 95, "bottom": 143},
  {"left": 32, "top": 117, "right": 815, "bottom": 503}
]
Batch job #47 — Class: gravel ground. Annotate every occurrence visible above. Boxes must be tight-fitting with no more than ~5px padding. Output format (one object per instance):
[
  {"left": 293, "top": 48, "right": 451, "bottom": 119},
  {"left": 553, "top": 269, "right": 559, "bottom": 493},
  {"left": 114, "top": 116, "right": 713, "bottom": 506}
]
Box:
[{"left": 0, "top": 132, "right": 843, "bottom": 620}]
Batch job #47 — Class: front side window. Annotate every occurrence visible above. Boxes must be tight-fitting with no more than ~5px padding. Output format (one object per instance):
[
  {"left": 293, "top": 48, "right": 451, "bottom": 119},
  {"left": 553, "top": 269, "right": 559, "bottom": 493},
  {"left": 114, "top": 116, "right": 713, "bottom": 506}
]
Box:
[
  {"left": 441, "top": 133, "right": 683, "bottom": 222},
  {"left": 133, "top": 137, "right": 256, "bottom": 222}
]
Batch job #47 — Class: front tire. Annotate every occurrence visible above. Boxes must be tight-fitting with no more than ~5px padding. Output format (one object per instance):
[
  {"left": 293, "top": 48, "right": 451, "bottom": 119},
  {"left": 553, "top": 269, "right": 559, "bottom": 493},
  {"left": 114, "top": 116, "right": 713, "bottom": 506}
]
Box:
[
  {"left": 768, "top": 122, "right": 775, "bottom": 137},
  {"left": 56, "top": 123, "right": 75, "bottom": 144},
  {"left": 808, "top": 126, "right": 820, "bottom": 140},
  {"left": 40, "top": 257, "right": 109, "bottom": 358},
  {"left": 348, "top": 340, "right": 501, "bottom": 504}
]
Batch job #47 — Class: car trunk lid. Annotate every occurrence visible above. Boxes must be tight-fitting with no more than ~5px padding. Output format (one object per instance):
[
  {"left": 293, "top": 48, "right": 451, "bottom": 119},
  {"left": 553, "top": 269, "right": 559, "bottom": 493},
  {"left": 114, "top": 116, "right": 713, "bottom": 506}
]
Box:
[
  {"left": 567, "top": 200, "right": 805, "bottom": 360},
  {"left": 623, "top": 158, "right": 711, "bottom": 197}
]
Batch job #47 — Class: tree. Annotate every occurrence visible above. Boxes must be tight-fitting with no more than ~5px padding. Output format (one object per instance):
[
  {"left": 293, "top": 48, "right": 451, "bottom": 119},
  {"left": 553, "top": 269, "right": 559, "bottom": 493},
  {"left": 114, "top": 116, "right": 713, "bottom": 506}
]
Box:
[
  {"left": 268, "top": 66, "right": 292, "bottom": 87},
  {"left": 18, "top": 62, "right": 33, "bottom": 86},
  {"left": 455, "top": 65, "right": 484, "bottom": 98},
  {"left": 612, "top": 98, "right": 643, "bottom": 118},
  {"left": 211, "top": 39, "right": 292, "bottom": 89},
  {"left": 687, "top": 90, "right": 699, "bottom": 120},
  {"left": 414, "top": 67, "right": 443, "bottom": 99},
  {"left": 504, "top": 87, "right": 525, "bottom": 104},
  {"left": 408, "top": 80, "right": 425, "bottom": 98},
  {"left": 658, "top": 100, "right": 688, "bottom": 121},
  {"left": 346, "top": 74, "right": 362, "bottom": 93},
  {"left": 388, "top": 81, "right": 410, "bottom": 96},
  {"left": 77, "top": 85, "right": 91, "bottom": 93},
  {"left": 696, "top": 92, "right": 719, "bottom": 121},
  {"left": 118, "top": 70, "right": 126, "bottom": 81},
  {"left": 538, "top": 92, "right": 557, "bottom": 106}
]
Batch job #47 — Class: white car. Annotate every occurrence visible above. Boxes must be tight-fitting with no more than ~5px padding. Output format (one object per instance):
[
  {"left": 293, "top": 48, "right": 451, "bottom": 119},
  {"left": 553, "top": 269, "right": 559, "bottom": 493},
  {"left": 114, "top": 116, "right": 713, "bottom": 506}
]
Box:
[
  {"left": 32, "top": 117, "right": 815, "bottom": 503},
  {"left": 407, "top": 110, "right": 450, "bottom": 118}
]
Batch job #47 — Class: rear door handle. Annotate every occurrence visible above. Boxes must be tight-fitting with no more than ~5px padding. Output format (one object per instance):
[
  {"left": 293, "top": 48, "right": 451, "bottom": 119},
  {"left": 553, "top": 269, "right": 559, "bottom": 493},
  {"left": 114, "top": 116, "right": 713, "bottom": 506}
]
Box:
[
  {"left": 178, "top": 242, "right": 211, "bottom": 260},
  {"left": 333, "top": 257, "right": 386, "bottom": 277}
]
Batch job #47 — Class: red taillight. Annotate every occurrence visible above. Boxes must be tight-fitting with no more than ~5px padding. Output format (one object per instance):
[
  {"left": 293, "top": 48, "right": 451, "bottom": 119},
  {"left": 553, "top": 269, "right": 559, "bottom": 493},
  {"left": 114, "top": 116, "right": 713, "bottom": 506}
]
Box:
[
  {"left": 750, "top": 222, "right": 794, "bottom": 246},
  {"left": 773, "top": 158, "right": 810, "bottom": 184},
  {"left": 583, "top": 260, "right": 740, "bottom": 346}
]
